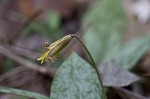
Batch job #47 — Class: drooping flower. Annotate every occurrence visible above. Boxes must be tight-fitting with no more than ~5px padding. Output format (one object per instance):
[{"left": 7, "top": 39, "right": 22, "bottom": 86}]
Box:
[{"left": 37, "top": 35, "right": 72, "bottom": 64}]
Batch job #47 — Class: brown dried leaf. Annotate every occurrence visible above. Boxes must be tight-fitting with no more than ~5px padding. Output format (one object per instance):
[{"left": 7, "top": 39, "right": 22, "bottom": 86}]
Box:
[{"left": 99, "top": 61, "right": 140, "bottom": 87}]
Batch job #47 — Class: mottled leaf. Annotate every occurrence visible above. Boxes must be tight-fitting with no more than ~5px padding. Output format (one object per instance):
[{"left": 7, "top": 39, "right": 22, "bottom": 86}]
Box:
[
  {"left": 50, "top": 52, "right": 104, "bottom": 99},
  {"left": 99, "top": 61, "right": 140, "bottom": 87}
]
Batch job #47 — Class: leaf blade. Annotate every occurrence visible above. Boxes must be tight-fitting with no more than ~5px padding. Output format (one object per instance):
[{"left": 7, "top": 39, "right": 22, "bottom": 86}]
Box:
[
  {"left": 114, "top": 36, "right": 150, "bottom": 69},
  {"left": 99, "top": 61, "right": 140, "bottom": 87},
  {"left": 0, "top": 86, "right": 49, "bottom": 99},
  {"left": 82, "top": 0, "right": 127, "bottom": 63},
  {"left": 50, "top": 52, "right": 104, "bottom": 99}
]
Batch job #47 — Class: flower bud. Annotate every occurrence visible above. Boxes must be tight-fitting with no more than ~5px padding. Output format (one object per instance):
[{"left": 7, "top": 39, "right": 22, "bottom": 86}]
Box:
[{"left": 37, "top": 35, "right": 72, "bottom": 64}]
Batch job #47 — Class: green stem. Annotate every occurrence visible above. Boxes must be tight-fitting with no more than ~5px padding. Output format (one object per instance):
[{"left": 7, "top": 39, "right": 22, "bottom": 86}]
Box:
[{"left": 71, "top": 34, "right": 107, "bottom": 99}]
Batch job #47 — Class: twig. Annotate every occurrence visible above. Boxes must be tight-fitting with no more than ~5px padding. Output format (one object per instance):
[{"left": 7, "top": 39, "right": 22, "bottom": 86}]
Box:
[
  {"left": 114, "top": 88, "right": 129, "bottom": 99},
  {"left": 0, "top": 16, "right": 21, "bottom": 25},
  {"left": 0, "top": 66, "right": 28, "bottom": 82},
  {"left": 6, "top": 70, "right": 34, "bottom": 87},
  {"left": 0, "top": 4, "right": 22, "bottom": 14},
  {"left": 8, "top": 45, "right": 51, "bottom": 66},
  {"left": 15, "top": 9, "right": 43, "bottom": 35},
  {"left": 0, "top": 66, "right": 32, "bottom": 87},
  {"left": 10, "top": 9, "right": 43, "bottom": 42},
  {"left": 0, "top": 45, "right": 56, "bottom": 78},
  {"left": 8, "top": 45, "right": 41, "bottom": 59},
  {"left": 115, "top": 87, "right": 149, "bottom": 99}
]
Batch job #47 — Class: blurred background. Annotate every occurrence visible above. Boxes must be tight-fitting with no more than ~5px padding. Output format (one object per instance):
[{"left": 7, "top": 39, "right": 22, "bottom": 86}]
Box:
[{"left": 0, "top": 0, "right": 150, "bottom": 99}]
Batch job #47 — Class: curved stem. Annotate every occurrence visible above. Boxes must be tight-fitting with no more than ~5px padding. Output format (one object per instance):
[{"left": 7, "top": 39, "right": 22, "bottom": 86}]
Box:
[{"left": 71, "top": 34, "right": 107, "bottom": 99}]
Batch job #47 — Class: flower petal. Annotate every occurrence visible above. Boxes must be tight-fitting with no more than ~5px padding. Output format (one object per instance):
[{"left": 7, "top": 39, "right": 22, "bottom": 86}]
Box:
[{"left": 37, "top": 49, "right": 50, "bottom": 64}]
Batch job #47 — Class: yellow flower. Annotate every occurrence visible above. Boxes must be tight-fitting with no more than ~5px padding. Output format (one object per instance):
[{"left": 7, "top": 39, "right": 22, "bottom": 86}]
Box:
[{"left": 37, "top": 35, "right": 72, "bottom": 64}]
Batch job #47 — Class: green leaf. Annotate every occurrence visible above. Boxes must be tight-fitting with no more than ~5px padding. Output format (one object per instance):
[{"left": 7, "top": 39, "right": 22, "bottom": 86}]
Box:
[
  {"left": 46, "top": 10, "right": 60, "bottom": 29},
  {"left": 114, "top": 36, "right": 150, "bottom": 69},
  {"left": 0, "top": 86, "right": 49, "bottom": 99},
  {"left": 43, "top": 10, "right": 63, "bottom": 41},
  {"left": 82, "top": 0, "right": 127, "bottom": 63},
  {"left": 82, "top": 0, "right": 150, "bottom": 70},
  {"left": 50, "top": 52, "right": 104, "bottom": 99}
]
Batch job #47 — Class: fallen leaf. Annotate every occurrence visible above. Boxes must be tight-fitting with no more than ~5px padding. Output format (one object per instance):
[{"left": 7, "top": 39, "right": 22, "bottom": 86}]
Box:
[{"left": 99, "top": 61, "right": 140, "bottom": 87}]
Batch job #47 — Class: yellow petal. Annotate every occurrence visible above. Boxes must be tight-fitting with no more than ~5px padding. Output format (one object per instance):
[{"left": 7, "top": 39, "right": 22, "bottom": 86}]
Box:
[{"left": 37, "top": 49, "right": 50, "bottom": 64}]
